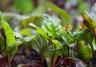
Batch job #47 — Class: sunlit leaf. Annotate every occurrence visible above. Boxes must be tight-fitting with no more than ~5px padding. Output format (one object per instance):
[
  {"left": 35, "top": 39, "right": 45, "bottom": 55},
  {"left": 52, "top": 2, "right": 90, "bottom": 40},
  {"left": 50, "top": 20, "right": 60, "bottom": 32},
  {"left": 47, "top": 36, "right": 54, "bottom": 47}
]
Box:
[
  {"left": 1, "top": 19, "right": 16, "bottom": 47},
  {"left": 36, "top": 28, "right": 47, "bottom": 40},
  {"left": 42, "top": 15, "right": 62, "bottom": 38},
  {"left": 52, "top": 40, "right": 62, "bottom": 50}
]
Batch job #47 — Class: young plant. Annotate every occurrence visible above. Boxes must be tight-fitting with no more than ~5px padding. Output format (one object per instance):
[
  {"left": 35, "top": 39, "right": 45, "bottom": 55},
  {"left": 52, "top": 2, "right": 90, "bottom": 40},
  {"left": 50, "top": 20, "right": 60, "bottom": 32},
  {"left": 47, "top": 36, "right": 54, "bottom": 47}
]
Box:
[{"left": 0, "top": 13, "right": 22, "bottom": 67}]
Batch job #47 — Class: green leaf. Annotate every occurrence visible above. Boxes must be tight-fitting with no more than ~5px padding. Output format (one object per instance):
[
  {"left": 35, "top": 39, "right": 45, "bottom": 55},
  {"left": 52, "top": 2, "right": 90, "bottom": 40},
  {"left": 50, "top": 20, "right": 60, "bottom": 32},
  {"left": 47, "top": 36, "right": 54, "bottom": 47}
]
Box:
[
  {"left": 46, "top": 2, "right": 72, "bottom": 25},
  {"left": 82, "top": 4, "right": 96, "bottom": 29},
  {"left": 23, "top": 37, "right": 32, "bottom": 42},
  {"left": 20, "top": 27, "right": 32, "bottom": 36},
  {"left": 78, "top": 1, "right": 89, "bottom": 13},
  {"left": 82, "top": 11, "right": 96, "bottom": 29},
  {"left": 62, "top": 31, "right": 74, "bottom": 44},
  {"left": 74, "top": 30, "right": 93, "bottom": 41},
  {"left": 92, "top": 39, "right": 96, "bottom": 50},
  {"left": 29, "top": 23, "right": 39, "bottom": 29},
  {"left": 20, "top": 16, "right": 44, "bottom": 28},
  {"left": 42, "top": 15, "right": 62, "bottom": 39},
  {"left": 77, "top": 41, "right": 92, "bottom": 61},
  {"left": 1, "top": 19, "right": 16, "bottom": 47},
  {"left": 52, "top": 40, "right": 62, "bottom": 50},
  {"left": 36, "top": 28, "right": 47, "bottom": 40},
  {"left": 31, "top": 3, "right": 46, "bottom": 16},
  {"left": 4, "top": 44, "right": 18, "bottom": 59},
  {"left": 14, "top": 0, "right": 33, "bottom": 14},
  {"left": 14, "top": 41, "right": 22, "bottom": 46}
]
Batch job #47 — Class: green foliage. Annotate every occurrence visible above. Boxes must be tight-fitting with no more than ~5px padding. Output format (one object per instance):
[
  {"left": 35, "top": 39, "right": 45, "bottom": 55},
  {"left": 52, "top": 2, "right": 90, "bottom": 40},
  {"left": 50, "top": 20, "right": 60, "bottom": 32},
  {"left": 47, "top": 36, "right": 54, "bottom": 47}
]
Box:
[
  {"left": 74, "top": 29, "right": 93, "bottom": 42},
  {"left": 36, "top": 28, "right": 48, "bottom": 40},
  {"left": 52, "top": 40, "right": 62, "bottom": 50},
  {"left": 46, "top": 2, "right": 72, "bottom": 25},
  {"left": 41, "top": 15, "right": 62, "bottom": 39},
  {"left": 20, "top": 27, "right": 32, "bottom": 36},
  {"left": 78, "top": 0, "right": 89, "bottom": 13},
  {"left": 0, "top": 13, "right": 22, "bottom": 63},
  {"left": 77, "top": 41, "right": 92, "bottom": 62},
  {"left": 1, "top": 1, "right": 96, "bottom": 67},
  {"left": 14, "top": 0, "right": 34, "bottom": 14},
  {"left": 1, "top": 18, "right": 16, "bottom": 47},
  {"left": 82, "top": 4, "right": 96, "bottom": 30},
  {"left": 82, "top": 11, "right": 96, "bottom": 29},
  {"left": 62, "top": 31, "right": 74, "bottom": 45},
  {"left": 20, "top": 16, "right": 44, "bottom": 28}
]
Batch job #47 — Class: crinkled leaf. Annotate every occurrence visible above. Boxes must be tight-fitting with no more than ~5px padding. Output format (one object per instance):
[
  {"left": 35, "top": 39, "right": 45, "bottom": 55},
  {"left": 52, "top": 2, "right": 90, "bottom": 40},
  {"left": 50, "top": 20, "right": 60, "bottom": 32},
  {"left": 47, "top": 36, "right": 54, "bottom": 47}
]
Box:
[{"left": 42, "top": 15, "right": 62, "bottom": 38}]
